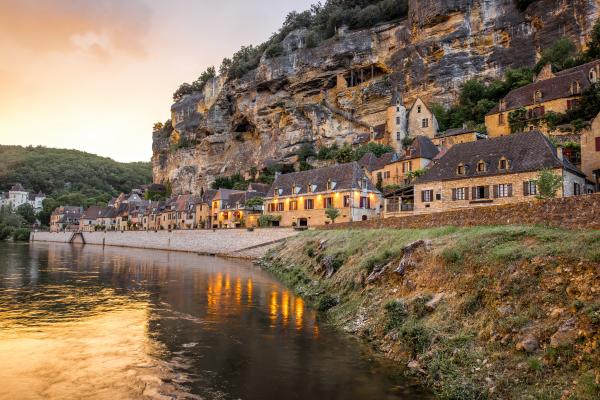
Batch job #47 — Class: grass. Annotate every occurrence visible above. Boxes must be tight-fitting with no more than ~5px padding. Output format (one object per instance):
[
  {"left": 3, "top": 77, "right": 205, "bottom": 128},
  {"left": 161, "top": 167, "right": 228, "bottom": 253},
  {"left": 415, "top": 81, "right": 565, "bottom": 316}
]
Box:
[{"left": 260, "top": 225, "right": 600, "bottom": 399}]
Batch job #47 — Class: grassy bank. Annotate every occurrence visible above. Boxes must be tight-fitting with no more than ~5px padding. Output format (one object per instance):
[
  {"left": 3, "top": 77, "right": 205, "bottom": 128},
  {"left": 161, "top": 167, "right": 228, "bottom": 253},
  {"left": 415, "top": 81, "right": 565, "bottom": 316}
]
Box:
[{"left": 258, "top": 226, "right": 600, "bottom": 399}]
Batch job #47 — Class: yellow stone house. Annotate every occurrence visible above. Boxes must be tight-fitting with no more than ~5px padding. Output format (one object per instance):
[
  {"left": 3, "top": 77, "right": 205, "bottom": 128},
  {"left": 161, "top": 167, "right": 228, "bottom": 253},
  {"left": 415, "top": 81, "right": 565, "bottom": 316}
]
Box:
[
  {"left": 485, "top": 60, "right": 600, "bottom": 137},
  {"left": 263, "top": 162, "right": 382, "bottom": 227},
  {"left": 211, "top": 185, "right": 267, "bottom": 229},
  {"left": 431, "top": 126, "right": 487, "bottom": 149},
  {"left": 413, "top": 131, "right": 587, "bottom": 213}
]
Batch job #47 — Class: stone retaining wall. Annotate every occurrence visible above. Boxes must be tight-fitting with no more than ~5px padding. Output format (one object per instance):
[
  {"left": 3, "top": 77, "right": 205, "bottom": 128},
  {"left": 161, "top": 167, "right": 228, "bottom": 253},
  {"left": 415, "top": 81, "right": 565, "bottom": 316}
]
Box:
[
  {"left": 30, "top": 229, "right": 298, "bottom": 258},
  {"left": 321, "top": 193, "right": 600, "bottom": 230}
]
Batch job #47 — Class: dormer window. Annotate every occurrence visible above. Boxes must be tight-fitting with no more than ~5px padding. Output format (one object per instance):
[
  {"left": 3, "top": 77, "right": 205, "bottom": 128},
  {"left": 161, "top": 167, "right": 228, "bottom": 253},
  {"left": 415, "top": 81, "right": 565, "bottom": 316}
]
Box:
[
  {"left": 590, "top": 68, "right": 598, "bottom": 83},
  {"left": 534, "top": 90, "right": 543, "bottom": 103},
  {"left": 293, "top": 185, "right": 301, "bottom": 195},
  {"left": 476, "top": 161, "right": 487, "bottom": 173},
  {"left": 277, "top": 188, "right": 284, "bottom": 196},
  {"left": 307, "top": 183, "right": 317, "bottom": 193},
  {"left": 457, "top": 163, "right": 465, "bottom": 175},
  {"left": 499, "top": 99, "right": 506, "bottom": 112},
  {"left": 327, "top": 179, "right": 337, "bottom": 190},
  {"left": 498, "top": 157, "right": 509, "bottom": 171},
  {"left": 570, "top": 80, "right": 581, "bottom": 95},
  {"left": 360, "top": 177, "right": 369, "bottom": 189}
]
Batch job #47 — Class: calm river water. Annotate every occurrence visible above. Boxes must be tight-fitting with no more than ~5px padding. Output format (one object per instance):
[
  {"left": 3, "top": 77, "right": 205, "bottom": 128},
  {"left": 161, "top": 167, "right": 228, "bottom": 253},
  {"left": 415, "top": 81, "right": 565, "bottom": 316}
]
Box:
[{"left": 0, "top": 242, "right": 429, "bottom": 400}]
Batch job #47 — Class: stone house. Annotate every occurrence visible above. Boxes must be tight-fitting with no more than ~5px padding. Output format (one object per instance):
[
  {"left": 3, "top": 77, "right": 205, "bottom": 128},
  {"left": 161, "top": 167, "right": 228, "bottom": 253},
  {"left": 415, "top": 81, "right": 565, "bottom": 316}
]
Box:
[
  {"left": 365, "top": 136, "right": 439, "bottom": 188},
  {"left": 386, "top": 92, "right": 439, "bottom": 152},
  {"left": 413, "top": 131, "right": 587, "bottom": 213},
  {"left": 194, "top": 189, "right": 217, "bottom": 229},
  {"left": 263, "top": 162, "right": 382, "bottom": 227},
  {"left": 211, "top": 187, "right": 266, "bottom": 229},
  {"left": 485, "top": 60, "right": 600, "bottom": 137},
  {"left": 431, "top": 126, "right": 487, "bottom": 149},
  {"left": 79, "top": 206, "right": 104, "bottom": 232},
  {"left": 0, "top": 184, "right": 45, "bottom": 212},
  {"left": 581, "top": 112, "right": 600, "bottom": 190},
  {"left": 50, "top": 206, "right": 83, "bottom": 232}
]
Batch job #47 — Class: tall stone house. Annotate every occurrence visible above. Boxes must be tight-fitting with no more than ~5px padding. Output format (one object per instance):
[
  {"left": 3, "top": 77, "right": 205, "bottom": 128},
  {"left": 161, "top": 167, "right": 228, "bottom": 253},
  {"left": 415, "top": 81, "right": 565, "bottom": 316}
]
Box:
[
  {"left": 386, "top": 91, "right": 439, "bottom": 152},
  {"left": 485, "top": 60, "right": 600, "bottom": 138},
  {"left": 412, "top": 131, "right": 586, "bottom": 213},
  {"left": 0, "top": 183, "right": 46, "bottom": 212},
  {"left": 264, "top": 162, "right": 382, "bottom": 228}
]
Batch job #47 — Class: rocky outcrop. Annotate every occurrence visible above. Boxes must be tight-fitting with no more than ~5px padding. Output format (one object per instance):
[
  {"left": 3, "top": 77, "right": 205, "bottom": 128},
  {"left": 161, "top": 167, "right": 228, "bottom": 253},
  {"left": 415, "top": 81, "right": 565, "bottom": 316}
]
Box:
[{"left": 153, "top": 0, "right": 600, "bottom": 194}]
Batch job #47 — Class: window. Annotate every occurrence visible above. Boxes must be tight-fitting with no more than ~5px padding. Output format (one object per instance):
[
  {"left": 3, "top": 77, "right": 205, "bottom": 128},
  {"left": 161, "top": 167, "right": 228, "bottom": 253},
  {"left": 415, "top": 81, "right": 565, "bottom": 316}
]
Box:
[
  {"left": 456, "top": 164, "right": 465, "bottom": 175},
  {"left": 396, "top": 132, "right": 401, "bottom": 141},
  {"left": 304, "top": 199, "right": 314, "bottom": 209},
  {"left": 476, "top": 161, "right": 487, "bottom": 173},
  {"left": 384, "top": 171, "right": 391, "bottom": 179},
  {"left": 574, "top": 182, "right": 581, "bottom": 195},
  {"left": 327, "top": 180, "right": 336, "bottom": 190},
  {"left": 422, "top": 118, "right": 429, "bottom": 128},
  {"left": 590, "top": 68, "right": 598, "bottom": 83},
  {"left": 289, "top": 200, "right": 298, "bottom": 211},
  {"left": 421, "top": 190, "right": 433, "bottom": 203},
  {"left": 343, "top": 195, "right": 350, "bottom": 207},
  {"left": 396, "top": 107, "right": 400, "bottom": 112},
  {"left": 396, "top": 116, "right": 401, "bottom": 124},
  {"left": 472, "top": 186, "right": 489, "bottom": 200},
  {"left": 596, "top": 137, "right": 600, "bottom": 152},
  {"left": 359, "top": 196, "right": 370, "bottom": 209},
  {"left": 293, "top": 185, "right": 301, "bottom": 195},
  {"left": 417, "top": 105, "right": 422, "bottom": 113},
  {"left": 499, "top": 158, "right": 508, "bottom": 171},
  {"left": 276, "top": 203, "right": 284, "bottom": 211},
  {"left": 452, "top": 187, "right": 467, "bottom": 201},
  {"left": 567, "top": 99, "right": 580, "bottom": 110},
  {"left": 402, "top": 161, "right": 412, "bottom": 173},
  {"left": 498, "top": 113, "right": 504, "bottom": 125},
  {"left": 495, "top": 184, "right": 512, "bottom": 198},
  {"left": 323, "top": 197, "right": 333, "bottom": 208},
  {"left": 267, "top": 203, "right": 275, "bottom": 212}
]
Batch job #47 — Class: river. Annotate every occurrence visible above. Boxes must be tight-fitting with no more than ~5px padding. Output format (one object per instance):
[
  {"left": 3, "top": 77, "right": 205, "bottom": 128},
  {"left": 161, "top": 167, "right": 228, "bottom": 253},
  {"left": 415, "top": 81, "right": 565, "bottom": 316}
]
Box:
[{"left": 0, "top": 242, "right": 430, "bottom": 400}]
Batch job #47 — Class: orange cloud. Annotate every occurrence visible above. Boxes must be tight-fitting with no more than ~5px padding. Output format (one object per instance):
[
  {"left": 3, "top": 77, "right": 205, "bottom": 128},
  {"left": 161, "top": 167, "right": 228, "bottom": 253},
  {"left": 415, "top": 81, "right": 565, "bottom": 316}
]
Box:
[{"left": 0, "top": 0, "right": 151, "bottom": 58}]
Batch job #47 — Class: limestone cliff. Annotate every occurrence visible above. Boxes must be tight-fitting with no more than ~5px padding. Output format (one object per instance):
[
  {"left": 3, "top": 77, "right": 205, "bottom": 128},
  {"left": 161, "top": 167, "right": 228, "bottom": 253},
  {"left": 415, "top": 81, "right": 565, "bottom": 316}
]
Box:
[{"left": 153, "top": 0, "right": 600, "bottom": 195}]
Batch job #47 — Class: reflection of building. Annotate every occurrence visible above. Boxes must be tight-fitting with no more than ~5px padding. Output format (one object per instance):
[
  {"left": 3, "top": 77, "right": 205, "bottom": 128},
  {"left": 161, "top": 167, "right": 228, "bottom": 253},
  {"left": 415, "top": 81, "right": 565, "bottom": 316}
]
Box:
[
  {"left": 413, "top": 131, "right": 586, "bottom": 213},
  {"left": 264, "top": 162, "right": 382, "bottom": 227},
  {"left": 485, "top": 60, "right": 600, "bottom": 137}
]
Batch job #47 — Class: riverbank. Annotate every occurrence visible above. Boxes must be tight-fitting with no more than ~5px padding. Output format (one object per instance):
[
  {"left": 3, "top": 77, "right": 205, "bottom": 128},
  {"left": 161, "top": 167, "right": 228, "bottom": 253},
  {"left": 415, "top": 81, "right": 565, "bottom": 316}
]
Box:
[
  {"left": 30, "top": 229, "right": 297, "bottom": 259},
  {"left": 258, "top": 226, "right": 600, "bottom": 399}
]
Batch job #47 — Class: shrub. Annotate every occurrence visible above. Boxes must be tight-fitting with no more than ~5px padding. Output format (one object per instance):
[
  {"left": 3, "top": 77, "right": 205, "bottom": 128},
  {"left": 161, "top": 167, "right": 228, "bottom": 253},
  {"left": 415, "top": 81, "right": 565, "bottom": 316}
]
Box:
[
  {"left": 317, "top": 294, "right": 338, "bottom": 311},
  {"left": 441, "top": 248, "right": 463, "bottom": 265},
  {"left": 12, "top": 228, "right": 30, "bottom": 242},
  {"left": 398, "top": 318, "right": 431, "bottom": 356},
  {"left": 325, "top": 207, "right": 340, "bottom": 223},
  {"left": 536, "top": 169, "right": 563, "bottom": 199},
  {"left": 265, "top": 42, "right": 285, "bottom": 58},
  {"left": 384, "top": 299, "right": 408, "bottom": 331}
]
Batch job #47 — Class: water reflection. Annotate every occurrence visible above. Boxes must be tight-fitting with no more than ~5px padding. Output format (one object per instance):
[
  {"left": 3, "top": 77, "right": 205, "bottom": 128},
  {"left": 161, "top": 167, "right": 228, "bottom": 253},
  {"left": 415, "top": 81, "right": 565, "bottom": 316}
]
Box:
[{"left": 0, "top": 242, "right": 430, "bottom": 400}]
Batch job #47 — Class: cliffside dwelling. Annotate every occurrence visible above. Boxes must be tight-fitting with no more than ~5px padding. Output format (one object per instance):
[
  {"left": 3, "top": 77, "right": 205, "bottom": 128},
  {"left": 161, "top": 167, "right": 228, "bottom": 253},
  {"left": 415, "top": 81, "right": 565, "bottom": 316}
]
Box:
[
  {"left": 0, "top": 183, "right": 45, "bottom": 212},
  {"left": 485, "top": 60, "right": 600, "bottom": 138},
  {"left": 386, "top": 92, "right": 440, "bottom": 152},
  {"left": 263, "top": 162, "right": 382, "bottom": 228},
  {"left": 411, "top": 131, "right": 587, "bottom": 214}
]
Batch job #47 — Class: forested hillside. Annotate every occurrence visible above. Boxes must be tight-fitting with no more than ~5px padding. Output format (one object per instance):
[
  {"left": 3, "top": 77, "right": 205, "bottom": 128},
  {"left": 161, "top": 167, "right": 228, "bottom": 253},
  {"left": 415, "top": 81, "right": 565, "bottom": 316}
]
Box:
[{"left": 0, "top": 145, "right": 152, "bottom": 208}]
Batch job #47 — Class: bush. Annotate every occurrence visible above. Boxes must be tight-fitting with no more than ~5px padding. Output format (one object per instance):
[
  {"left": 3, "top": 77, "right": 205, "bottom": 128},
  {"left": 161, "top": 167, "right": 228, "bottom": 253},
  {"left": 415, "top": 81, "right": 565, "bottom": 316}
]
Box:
[
  {"left": 384, "top": 299, "right": 408, "bottom": 331},
  {"left": 12, "top": 228, "right": 30, "bottom": 242},
  {"left": 265, "top": 42, "right": 284, "bottom": 58},
  {"left": 536, "top": 169, "right": 563, "bottom": 199},
  {"left": 317, "top": 294, "right": 338, "bottom": 311},
  {"left": 398, "top": 318, "right": 431, "bottom": 356},
  {"left": 0, "top": 224, "right": 13, "bottom": 241}
]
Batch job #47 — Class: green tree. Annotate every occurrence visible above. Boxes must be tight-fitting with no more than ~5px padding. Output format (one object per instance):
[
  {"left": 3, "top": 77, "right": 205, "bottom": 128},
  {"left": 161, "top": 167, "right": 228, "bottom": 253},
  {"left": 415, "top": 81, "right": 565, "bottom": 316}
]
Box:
[
  {"left": 246, "top": 196, "right": 264, "bottom": 208},
  {"left": 335, "top": 144, "right": 354, "bottom": 164},
  {"left": 534, "top": 38, "right": 578, "bottom": 73},
  {"left": 16, "top": 203, "right": 36, "bottom": 225},
  {"left": 508, "top": 107, "right": 528, "bottom": 133},
  {"left": 325, "top": 207, "right": 340, "bottom": 223},
  {"left": 536, "top": 169, "right": 563, "bottom": 199}
]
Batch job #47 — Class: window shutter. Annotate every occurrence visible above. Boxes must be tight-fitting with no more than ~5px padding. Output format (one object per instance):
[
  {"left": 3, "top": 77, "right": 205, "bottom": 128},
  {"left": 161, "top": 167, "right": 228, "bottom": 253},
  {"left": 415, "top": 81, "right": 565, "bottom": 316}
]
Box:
[
  {"left": 472, "top": 187, "right": 477, "bottom": 200},
  {"left": 464, "top": 187, "right": 469, "bottom": 200},
  {"left": 508, "top": 184, "right": 513, "bottom": 197},
  {"left": 452, "top": 189, "right": 456, "bottom": 201},
  {"left": 493, "top": 185, "right": 498, "bottom": 198},
  {"left": 595, "top": 137, "right": 600, "bottom": 152},
  {"left": 421, "top": 191, "right": 425, "bottom": 202},
  {"left": 484, "top": 186, "right": 490, "bottom": 199},
  {"left": 523, "top": 182, "right": 529, "bottom": 196}
]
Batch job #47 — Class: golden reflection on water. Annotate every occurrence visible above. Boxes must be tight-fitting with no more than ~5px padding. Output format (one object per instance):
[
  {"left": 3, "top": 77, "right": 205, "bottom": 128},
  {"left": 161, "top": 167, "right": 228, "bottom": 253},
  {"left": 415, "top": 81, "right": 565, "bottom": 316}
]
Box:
[{"left": 0, "top": 304, "right": 168, "bottom": 400}]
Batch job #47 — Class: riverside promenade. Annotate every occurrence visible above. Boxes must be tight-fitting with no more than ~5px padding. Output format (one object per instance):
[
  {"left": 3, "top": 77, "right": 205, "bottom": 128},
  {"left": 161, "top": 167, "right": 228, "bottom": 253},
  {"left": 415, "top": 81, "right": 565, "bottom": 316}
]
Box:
[{"left": 30, "top": 229, "right": 298, "bottom": 259}]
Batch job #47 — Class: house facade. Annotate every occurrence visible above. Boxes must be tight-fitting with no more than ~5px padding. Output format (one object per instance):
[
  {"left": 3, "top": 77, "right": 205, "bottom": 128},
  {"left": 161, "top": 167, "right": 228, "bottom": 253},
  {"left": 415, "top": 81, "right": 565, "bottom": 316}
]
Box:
[
  {"left": 0, "top": 184, "right": 46, "bottom": 212},
  {"left": 581, "top": 113, "right": 600, "bottom": 190},
  {"left": 485, "top": 60, "right": 600, "bottom": 137},
  {"left": 263, "top": 162, "right": 382, "bottom": 227},
  {"left": 386, "top": 92, "right": 439, "bottom": 152},
  {"left": 431, "top": 127, "right": 487, "bottom": 148},
  {"left": 413, "top": 131, "right": 586, "bottom": 213},
  {"left": 211, "top": 187, "right": 266, "bottom": 229},
  {"left": 50, "top": 206, "right": 83, "bottom": 232}
]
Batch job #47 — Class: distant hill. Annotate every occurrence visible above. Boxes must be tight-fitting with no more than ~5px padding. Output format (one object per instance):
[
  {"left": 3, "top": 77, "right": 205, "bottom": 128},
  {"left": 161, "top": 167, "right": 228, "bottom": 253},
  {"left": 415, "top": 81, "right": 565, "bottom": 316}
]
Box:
[{"left": 0, "top": 145, "right": 152, "bottom": 207}]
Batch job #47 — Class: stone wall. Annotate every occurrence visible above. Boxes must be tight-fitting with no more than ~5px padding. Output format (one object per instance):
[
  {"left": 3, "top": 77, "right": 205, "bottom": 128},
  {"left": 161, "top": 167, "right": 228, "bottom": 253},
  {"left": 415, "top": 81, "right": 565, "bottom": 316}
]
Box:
[
  {"left": 30, "top": 228, "right": 298, "bottom": 258},
  {"left": 321, "top": 193, "right": 600, "bottom": 230}
]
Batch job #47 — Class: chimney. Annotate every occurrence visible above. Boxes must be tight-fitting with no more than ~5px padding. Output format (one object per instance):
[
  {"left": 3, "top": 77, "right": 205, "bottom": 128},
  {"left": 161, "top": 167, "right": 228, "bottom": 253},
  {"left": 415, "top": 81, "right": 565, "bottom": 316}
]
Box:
[{"left": 556, "top": 145, "right": 564, "bottom": 162}]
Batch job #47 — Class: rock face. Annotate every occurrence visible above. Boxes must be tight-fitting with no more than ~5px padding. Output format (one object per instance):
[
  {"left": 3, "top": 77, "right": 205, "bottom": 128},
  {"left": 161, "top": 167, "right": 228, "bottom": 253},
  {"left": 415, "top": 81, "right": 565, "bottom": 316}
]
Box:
[{"left": 153, "top": 0, "right": 600, "bottom": 194}]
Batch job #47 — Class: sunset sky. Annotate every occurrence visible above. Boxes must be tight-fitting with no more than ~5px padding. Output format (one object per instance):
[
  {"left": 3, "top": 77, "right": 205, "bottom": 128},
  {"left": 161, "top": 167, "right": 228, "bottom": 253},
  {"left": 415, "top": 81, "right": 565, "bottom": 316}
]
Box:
[{"left": 0, "top": 0, "right": 314, "bottom": 162}]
